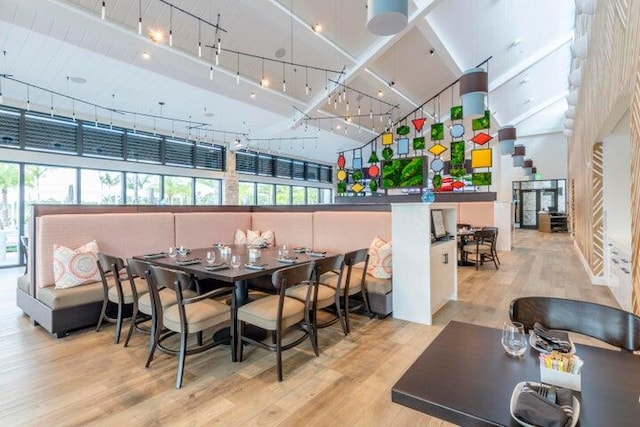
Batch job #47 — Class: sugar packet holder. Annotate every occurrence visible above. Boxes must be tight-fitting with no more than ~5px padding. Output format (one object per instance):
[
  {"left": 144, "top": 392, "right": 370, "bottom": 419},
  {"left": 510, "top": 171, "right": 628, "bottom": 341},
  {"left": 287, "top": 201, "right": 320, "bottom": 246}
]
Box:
[{"left": 539, "top": 353, "right": 583, "bottom": 391}]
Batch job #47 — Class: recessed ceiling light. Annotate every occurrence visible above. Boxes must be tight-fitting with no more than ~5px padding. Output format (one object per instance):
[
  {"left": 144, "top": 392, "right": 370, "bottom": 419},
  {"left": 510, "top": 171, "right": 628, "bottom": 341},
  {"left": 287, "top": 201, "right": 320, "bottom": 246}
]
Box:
[
  {"left": 69, "top": 76, "right": 86, "bottom": 84},
  {"left": 150, "top": 30, "right": 164, "bottom": 43},
  {"left": 378, "top": 90, "right": 384, "bottom": 97},
  {"left": 336, "top": 124, "right": 342, "bottom": 129},
  {"left": 250, "top": 92, "right": 256, "bottom": 98},
  {"left": 142, "top": 51, "right": 150, "bottom": 59},
  {"left": 312, "top": 23, "right": 322, "bottom": 33}
]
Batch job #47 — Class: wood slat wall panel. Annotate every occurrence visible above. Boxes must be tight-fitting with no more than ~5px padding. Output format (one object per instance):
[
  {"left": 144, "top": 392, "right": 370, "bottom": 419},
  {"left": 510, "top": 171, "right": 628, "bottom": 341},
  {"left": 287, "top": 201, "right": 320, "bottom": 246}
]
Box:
[
  {"left": 569, "top": 0, "right": 640, "bottom": 314},
  {"left": 591, "top": 143, "right": 604, "bottom": 276}
]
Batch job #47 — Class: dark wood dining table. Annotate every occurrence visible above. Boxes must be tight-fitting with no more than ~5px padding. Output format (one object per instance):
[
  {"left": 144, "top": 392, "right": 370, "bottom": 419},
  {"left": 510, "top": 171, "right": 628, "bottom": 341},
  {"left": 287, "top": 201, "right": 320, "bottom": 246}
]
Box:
[
  {"left": 392, "top": 320, "right": 640, "bottom": 426},
  {"left": 134, "top": 244, "right": 322, "bottom": 361}
]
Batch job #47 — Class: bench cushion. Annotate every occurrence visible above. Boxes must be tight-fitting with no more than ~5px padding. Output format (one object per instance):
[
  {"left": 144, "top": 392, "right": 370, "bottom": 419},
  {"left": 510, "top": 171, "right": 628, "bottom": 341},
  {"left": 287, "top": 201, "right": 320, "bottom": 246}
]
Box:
[{"left": 38, "top": 281, "right": 104, "bottom": 310}]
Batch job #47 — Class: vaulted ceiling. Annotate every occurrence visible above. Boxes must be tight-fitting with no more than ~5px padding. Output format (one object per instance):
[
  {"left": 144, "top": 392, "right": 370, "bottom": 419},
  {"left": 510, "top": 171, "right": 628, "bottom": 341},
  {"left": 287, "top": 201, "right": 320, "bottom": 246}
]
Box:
[{"left": 0, "top": 0, "right": 575, "bottom": 164}]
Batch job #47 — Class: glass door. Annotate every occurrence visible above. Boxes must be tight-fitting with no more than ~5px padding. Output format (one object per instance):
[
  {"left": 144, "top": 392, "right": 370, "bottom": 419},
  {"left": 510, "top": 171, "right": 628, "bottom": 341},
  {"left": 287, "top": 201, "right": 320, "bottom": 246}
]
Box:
[{"left": 521, "top": 190, "right": 538, "bottom": 228}]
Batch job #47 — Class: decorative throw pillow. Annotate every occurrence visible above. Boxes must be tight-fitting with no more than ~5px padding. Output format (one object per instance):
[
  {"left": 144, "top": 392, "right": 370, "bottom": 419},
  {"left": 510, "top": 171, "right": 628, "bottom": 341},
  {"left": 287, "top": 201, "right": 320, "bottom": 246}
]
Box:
[
  {"left": 367, "top": 236, "right": 392, "bottom": 279},
  {"left": 234, "top": 229, "right": 275, "bottom": 247},
  {"left": 53, "top": 240, "right": 101, "bottom": 289}
]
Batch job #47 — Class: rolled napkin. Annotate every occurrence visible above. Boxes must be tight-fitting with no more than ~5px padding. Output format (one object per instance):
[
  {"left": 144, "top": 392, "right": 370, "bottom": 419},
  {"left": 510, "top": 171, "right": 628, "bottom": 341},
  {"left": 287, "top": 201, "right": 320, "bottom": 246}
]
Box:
[
  {"left": 514, "top": 383, "right": 573, "bottom": 427},
  {"left": 533, "top": 322, "right": 573, "bottom": 353}
]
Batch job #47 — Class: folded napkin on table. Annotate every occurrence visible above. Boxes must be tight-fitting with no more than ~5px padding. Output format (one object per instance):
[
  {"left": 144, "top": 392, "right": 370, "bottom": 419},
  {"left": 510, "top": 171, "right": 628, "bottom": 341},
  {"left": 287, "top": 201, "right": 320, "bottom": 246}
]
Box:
[
  {"left": 176, "top": 258, "right": 201, "bottom": 265},
  {"left": 514, "top": 383, "right": 574, "bottom": 427},
  {"left": 533, "top": 322, "right": 573, "bottom": 353}
]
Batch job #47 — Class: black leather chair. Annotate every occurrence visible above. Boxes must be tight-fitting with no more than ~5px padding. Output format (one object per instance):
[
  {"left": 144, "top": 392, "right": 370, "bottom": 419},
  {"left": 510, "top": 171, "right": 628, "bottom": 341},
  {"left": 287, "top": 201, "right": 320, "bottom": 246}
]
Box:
[{"left": 509, "top": 296, "right": 640, "bottom": 352}]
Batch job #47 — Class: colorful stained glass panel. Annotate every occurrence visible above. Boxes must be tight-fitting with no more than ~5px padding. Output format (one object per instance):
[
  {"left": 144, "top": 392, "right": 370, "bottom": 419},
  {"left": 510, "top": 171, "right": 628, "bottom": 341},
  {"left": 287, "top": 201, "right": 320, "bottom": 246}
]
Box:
[
  {"left": 450, "top": 167, "right": 466, "bottom": 178},
  {"left": 450, "top": 140, "right": 465, "bottom": 165},
  {"left": 382, "top": 146, "right": 394, "bottom": 160},
  {"left": 382, "top": 133, "right": 394, "bottom": 145},
  {"left": 452, "top": 180, "right": 465, "bottom": 189},
  {"left": 431, "top": 123, "right": 444, "bottom": 141},
  {"left": 428, "top": 143, "right": 447, "bottom": 156},
  {"left": 337, "top": 154, "right": 346, "bottom": 169},
  {"left": 397, "top": 138, "right": 409, "bottom": 155},
  {"left": 431, "top": 158, "right": 444, "bottom": 172},
  {"left": 471, "top": 132, "right": 492, "bottom": 145},
  {"left": 451, "top": 105, "right": 463, "bottom": 121},
  {"left": 472, "top": 172, "right": 492, "bottom": 186},
  {"left": 368, "top": 151, "right": 379, "bottom": 163},
  {"left": 351, "top": 182, "right": 365, "bottom": 193},
  {"left": 412, "top": 117, "right": 426, "bottom": 132},
  {"left": 450, "top": 124, "right": 465, "bottom": 138},
  {"left": 368, "top": 164, "right": 380, "bottom": 178},
  {"left": 413, "top": 137, "right": 425, "bottom": 150},
  {"left": 471, "top": 148, "right": 492, "bottom": 168},
  {"left": 471, "top": 110, "right": 491, "bottom": 131},
  {"left": 352, "top": 170, "right": 363, "bottom": 181}
]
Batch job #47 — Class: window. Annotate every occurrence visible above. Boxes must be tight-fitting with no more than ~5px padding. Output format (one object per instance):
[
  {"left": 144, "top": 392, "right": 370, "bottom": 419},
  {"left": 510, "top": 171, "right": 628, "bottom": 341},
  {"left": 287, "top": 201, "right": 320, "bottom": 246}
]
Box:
[
  {"left": 292, "top": 186, "right": 306, "bottom": 204},
  {"left": 292, "top": 161, "right": 305, "bottom": 180},
  {"left": 81, "top": 169, "right": 123, "bottom": 204},
  {"left": 321, "top": 188, "right": 333, "bottom": 204},
  {"left": 24, "top": 113, "right": 77, "bottom": 154},
  {"left": 238, "top": 182, "right": 256, "bottom": 205},
  {"left": 236, "top": 152, "right": 257, "bottom": 174},
  {"left": 164, "top": 176, "right": 193, "bottom": 205},
  {"left": 25, "top": 165, "right": 76, "bottom": 205},
  {"left": 82, "top": 125, "right": 124, "bottom": 159},
  {"left": 165, "top": 138, "right": 194, "bottom": 167},
  {"left": 276, "top": 185, "right": 290, "bottom": 205},
  {"left": 257, "top": 155, "right": 274, "bottom": 176},
  {"left": 256, "top": 183, "right": 274, "bottom": 205},
  {"left": 127, "top": 132, "right": 162, "bottom": 164},
  {"left": 126, "top": 173, "right": 160, "bottom": 204},
  {"left": 307, "top": 187, "right": 319, "bottom": 204},
  {"left": 195, "top": 178, "right": 221, "bottom": 205},
  {"left": 0, "top": 162, "right": 20, "bottom": 267}
]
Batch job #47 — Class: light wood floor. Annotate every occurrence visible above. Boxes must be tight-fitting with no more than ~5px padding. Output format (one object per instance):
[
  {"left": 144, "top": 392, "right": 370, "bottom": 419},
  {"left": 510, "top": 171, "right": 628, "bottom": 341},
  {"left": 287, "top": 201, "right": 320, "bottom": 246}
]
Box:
[{"left": 0, "top": 230, "right": 619, "bottom": 426}]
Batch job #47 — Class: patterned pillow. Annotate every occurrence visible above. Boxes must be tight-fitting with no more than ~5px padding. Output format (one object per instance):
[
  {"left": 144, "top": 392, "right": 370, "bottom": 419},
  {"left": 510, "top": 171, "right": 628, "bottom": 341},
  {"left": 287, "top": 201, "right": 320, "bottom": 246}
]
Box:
[
  {"left": 53, "top": 240, "right": 101, "bottom": 289},
  {"left": 234, "top": 229, "right": 275, "bottom": 247},
  {"left": 367, "top": 236, "right": 392, "bottom": 279}
]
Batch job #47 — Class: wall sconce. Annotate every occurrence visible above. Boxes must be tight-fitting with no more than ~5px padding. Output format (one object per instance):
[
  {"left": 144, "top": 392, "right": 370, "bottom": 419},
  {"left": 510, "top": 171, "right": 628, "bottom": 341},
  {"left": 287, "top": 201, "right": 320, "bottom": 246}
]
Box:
[
  {"left": 512, "top": 145, "right": 525, "bottom": 167},
  {"left": 366, "top": 0, "right": 408, "bottom": 36},
  {"left": 498, "top": 126, "right": 516, "bottom": 155},
  {"left": 459, "top": 67, "right": 488, "bottom": 119}
]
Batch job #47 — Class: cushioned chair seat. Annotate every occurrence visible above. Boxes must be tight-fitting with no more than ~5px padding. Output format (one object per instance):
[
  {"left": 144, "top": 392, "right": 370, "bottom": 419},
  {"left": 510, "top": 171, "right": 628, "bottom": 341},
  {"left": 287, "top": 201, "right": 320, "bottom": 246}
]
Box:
[
  {"left": 238, "top": 295, "right": 305, "bottom": 330},
  {"left": 286, "top": 283, "right": 336, "bottom": 308},
  {"left": 138, "top": 288, "right": 196, "bottom": 315},
  {"left": 350, "top": 267, "right": 392, "bottom": 295},
  {"left": 163, "top": 299, "right": 230, "bottom": 332},
  {"left": 107, "top": 277, "right": 147, "bottom": 304},
  {"left": 463, "top": 243, "right": 492, "bottom": 253},
  {"left": 38, "top": 281, "right": 104, "bottom": 310},
  {"left": 320, "top": 271, "right": 361, "bottom": 296}
]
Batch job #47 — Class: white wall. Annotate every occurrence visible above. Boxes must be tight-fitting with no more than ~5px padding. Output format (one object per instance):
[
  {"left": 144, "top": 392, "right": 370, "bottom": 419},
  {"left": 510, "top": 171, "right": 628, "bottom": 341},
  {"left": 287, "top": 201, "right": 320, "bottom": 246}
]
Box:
[
  {"left": 497, "top": 131, "right": 568, "bottom": 201},
  {"left": 603, "top": 111, "right": 631, "bottom": 252}
]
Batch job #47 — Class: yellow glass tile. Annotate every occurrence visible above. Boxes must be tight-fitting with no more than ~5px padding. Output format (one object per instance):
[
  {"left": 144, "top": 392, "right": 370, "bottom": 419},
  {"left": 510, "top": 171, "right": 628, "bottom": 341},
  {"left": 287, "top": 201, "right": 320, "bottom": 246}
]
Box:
[
  {"left": 471, "top": 148, "right": 492, "bottom": 168},
  {"left": 351, "top": 182, "right": 365, "bottom": 193},
  {"left": 428, "top": 143, "right": 447, "bottom": 156},
  {"left": 336, "top": 170, "right": 347, "bottom": 181},
  {"left": 381, "top": 133, "right": 394, "bottom": 146}
]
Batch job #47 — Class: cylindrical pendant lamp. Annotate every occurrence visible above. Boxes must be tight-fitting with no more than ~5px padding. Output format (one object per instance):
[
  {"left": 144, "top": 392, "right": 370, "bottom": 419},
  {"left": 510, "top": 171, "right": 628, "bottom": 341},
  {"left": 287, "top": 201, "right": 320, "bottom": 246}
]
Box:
[
  {"left": 522, "top": 159, "right": 533, "bottom": 175},
  {"left": 367, "top": 0, "right": 408, "bottom": 36},
  {"left": 498, "top": 126, "right": 516, "bottom": 155},
  {"left": 530, "top": 167, "right": 538, "bottom": 179},
  {"left": 459, "top": 68, "right": 488, "bottom": 119},
  {"left": 512, "top": 145, "right": 525, "bottom": 167}
]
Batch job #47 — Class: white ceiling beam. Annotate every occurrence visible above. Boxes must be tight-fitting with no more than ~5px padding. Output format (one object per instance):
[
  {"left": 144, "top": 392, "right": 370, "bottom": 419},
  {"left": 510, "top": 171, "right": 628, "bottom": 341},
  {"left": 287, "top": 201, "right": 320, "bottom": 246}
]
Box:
[
  {"left": 503, "top": 91, "right": 568, "bottom": 127},
  {"left": 489, "top": 32, "right": 574, "bottom": 92}
]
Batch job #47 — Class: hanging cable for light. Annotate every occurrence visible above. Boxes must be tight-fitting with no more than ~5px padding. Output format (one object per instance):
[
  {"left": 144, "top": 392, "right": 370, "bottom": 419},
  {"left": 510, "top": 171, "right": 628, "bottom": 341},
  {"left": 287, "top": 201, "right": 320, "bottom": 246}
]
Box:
[
  {"left": 138, "top": 0, "right": 142, "bottom": 35},
  {"left": 101, "top": 1, "right": 106, "bottom": 20}
]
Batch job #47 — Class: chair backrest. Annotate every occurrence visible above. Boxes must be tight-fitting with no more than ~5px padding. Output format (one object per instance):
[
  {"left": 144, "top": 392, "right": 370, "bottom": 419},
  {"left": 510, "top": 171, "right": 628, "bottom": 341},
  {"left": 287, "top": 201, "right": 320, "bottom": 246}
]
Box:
[
  {"left": 271, "top": 262, "right": 316, "bottom": 290},
  {"left": 314, "top": 253, "right": 344, "bottom": 277},
  {"left": 97, "top": 252, "right": 133, "bottom": 299},
  {"left": 509, "top": 296, "right": 640, "bottom": 352},
  {"left": 473, "top": 229, "right": 496, "bottom": 248},
  {"left": 457, "top": 223, "right": 472, "bottom": 230},
  {"left": 148, "top": 265, "right": 192, "bottom": 306}
]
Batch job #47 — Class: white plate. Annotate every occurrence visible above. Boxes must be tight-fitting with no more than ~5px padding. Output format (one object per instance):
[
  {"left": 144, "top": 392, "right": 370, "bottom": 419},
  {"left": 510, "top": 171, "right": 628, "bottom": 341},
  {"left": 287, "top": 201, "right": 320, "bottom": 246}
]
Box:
[
  {"left": 510, "top": 381, "right": 580, "bottom": 427},
  {"left": 529, "top": 332, "right": 575, "bottom": 354}
]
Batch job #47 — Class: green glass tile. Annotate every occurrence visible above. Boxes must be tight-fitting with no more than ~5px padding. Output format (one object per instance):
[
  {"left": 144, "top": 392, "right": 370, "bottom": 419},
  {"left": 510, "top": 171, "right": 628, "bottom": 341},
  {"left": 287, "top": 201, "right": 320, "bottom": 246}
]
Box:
[
  {"left": 450, "top": 167, "right": 466, "bottom": 178},
  {"left": 471, "top": 172, "right": 492, "bottom": 186},
  {"left": 450, "top": 105, "right": 463, "bottom": 121},
  {"left": 368, "top": 151, "right": 379, "bottom": 163},
  {"left": 413, "top": 137, "right": 425, "bottom": 150},
  {"left": 431, "top": 123, "right": 444, "bottom": 141},
  {"left": 433, "top": 174, "right": 442, "bottom": 189},
  {"left": 337, "top": 182, "right": 347, "bottom": 193},
  {"left": 397, "top": 125, "right": 410, "bottom": 136},
  {"left": 352, "top": 170, "right": 363, "bottom": 181},
  {"left": 471, "top": 110, "right": 491, "bottom": 131},
  {"left": 451, "top": 140, "right": 465, "bottom": 165},
  {"left": 369, "top": 179, "right": 378, "bottom": 192},
  {"left": 382, "top": 146, "right": 394, "bottom": 160}
]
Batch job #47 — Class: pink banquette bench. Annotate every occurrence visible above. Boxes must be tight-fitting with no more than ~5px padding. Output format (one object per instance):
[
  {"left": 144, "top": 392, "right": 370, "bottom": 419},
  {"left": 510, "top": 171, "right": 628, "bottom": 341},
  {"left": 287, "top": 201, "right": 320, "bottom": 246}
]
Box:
[{"left": 17, "top": 206, "right": 393, "bottom": 338}]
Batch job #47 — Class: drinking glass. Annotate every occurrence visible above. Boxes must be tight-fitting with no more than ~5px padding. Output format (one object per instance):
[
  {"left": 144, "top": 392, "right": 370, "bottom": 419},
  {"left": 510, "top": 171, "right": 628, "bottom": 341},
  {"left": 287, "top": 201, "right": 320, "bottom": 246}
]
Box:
[
  {"left": 206, "top": 251, "right": 216, "bottom": 266},
  {"left": 279, "top": 244, "right": 290, "bottom": 258},
  {"left": 501, "top": 321, "right": 527, "bottom": 356},
  {"left": 168, "top": 247, "right": 177, "bottom": 258},
  {"left": 230, "top": 255, "right": 241, "bottom": 269}
]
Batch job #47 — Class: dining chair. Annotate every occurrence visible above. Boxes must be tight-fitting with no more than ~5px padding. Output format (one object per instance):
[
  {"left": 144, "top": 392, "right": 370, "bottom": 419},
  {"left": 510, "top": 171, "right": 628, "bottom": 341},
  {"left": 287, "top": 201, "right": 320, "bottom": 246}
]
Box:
[
  {"left": 509, "top": 296, "right": 640, "bottom": 352},
  {"left": 236, "top": 261, "right": 316, "bottom": 382},
  {"left": 319, "top": 248, "right": 370, "bottom": 334},
  {"left": 481, "top": 226, "right": 501, "bottom": 265},
  {"left": 286, "top": 254, "right": 346, "bottom": 351},
  {"left": 146, "top": 265, "right": 234, "bottom": 388},
  {"left": 96, "top": 253, "right": 148, "bottom": 344},
  {"left": 462, "top": 229, "right": 498, "bottom": 270}
]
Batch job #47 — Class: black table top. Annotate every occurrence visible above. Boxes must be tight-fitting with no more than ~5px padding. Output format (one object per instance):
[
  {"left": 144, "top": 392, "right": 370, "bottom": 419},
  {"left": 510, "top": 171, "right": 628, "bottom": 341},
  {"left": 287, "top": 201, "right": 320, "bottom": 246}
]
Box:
[{"left": 392, "top": 320, "right": 640, "bottom": 426}]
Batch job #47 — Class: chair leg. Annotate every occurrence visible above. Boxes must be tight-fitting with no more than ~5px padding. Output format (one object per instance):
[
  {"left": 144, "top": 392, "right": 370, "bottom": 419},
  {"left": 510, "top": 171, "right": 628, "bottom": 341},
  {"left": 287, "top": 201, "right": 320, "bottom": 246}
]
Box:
[
  {"left": 475, "top": 253, "right": 479, "bottom": 271},
  {"left": 114, "top": 302, "right": 123, "bottom": 344},
  {"left": 145, "top": 327, "right": 160, "bottom": 368},
  {"left": 336, "top": 295, "right": 348, "bottom": 336},
  {"left": 176, "top": 330, "right": 188, "bottom": 389},
  {"left": 307, "top": 309, "right": 319, "bottom": 356},
  {"left": 236, "top": 320, "right": 244, "bottom": 362},
  {"left": 361, "top": 288, "right": 371, "bottom": 317},
  {"left": 96, "top": 299, "right": 108, "bottom": 332},
  {"left": 344, "top": 294, "right": 351, "bottom": 334},
  {"left": 197, "top": 331, "right": 203, "bottom": 347},
  {"left": 124, "top": 305, "right": 138, "bottom": 347},
  {"left": 276, "top": 329, "right": 283, "bottom": 382}
]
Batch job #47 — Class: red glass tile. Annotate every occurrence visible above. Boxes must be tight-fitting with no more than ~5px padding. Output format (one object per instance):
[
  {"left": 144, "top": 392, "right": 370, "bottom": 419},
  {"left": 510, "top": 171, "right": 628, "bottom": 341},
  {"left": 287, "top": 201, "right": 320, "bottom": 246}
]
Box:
[
  {"left": 337, "top": 154, "right": 346, "bottom": 169},
  {"left": 452, "top": 180, "right": 465, "bottom": 189},
  {"left": 412, "top": 117, "right": 426, "bottom": 133},
  {"left": 471, "top": 132, "right": 493, "bottom": 145},
  {"left": 368, "top": 164, "right": 380, "bottom": 178}
]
